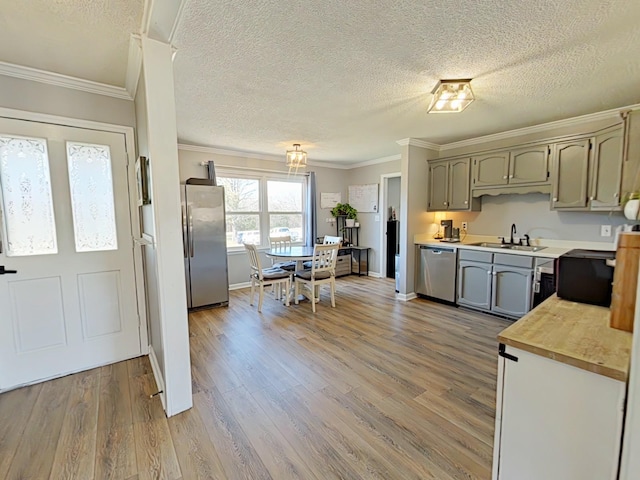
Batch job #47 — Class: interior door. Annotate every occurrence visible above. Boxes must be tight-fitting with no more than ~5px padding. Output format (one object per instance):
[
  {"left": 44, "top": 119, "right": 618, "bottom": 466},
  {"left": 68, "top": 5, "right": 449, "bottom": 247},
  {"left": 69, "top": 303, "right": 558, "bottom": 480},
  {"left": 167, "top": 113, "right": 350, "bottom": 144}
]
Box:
[{"left": 0, "top": 117, "right": 141, "bottom": 390}]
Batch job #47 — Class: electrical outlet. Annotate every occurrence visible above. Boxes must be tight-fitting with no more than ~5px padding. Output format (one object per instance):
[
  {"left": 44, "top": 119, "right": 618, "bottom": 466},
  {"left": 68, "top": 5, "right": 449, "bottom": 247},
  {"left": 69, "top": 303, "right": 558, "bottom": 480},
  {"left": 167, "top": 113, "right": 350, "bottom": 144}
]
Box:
[
  {"left": 601, "top": 225, "right": 612, "bottom": 237},
  {"left": 461, "top": 222, "right": 468, "bottom": 231}
]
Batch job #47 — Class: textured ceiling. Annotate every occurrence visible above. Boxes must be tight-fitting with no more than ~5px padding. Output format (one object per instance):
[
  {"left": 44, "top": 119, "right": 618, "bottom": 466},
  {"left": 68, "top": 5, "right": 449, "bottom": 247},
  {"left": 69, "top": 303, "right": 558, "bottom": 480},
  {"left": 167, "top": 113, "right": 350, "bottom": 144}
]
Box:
[
  {"left": 172, "top": 0, "right": 640, "bottom": 164},
  {"left": 0, "top": 0, "right": 143, "bottom": 86},
  {"left": 1, "top": 0, "right": 639, "bottom": 165}
]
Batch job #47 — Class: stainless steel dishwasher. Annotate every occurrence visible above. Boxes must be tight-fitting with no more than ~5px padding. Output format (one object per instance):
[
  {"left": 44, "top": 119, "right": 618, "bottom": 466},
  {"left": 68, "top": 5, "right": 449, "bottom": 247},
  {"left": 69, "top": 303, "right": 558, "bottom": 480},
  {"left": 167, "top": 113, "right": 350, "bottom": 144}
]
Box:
[{"left": 416, "top": 245, "right": 457, "bottom": 302}]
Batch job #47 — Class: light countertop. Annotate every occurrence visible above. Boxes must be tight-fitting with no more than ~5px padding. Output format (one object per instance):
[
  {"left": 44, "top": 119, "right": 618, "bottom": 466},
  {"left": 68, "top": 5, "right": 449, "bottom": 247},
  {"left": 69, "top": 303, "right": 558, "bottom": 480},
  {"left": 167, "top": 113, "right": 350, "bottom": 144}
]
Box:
[
  {"left": 414, "top": 234, "right": 616, "bottom": 258},
  {"left": 498, "top": 295, "right": 632, "bottom": 381}
]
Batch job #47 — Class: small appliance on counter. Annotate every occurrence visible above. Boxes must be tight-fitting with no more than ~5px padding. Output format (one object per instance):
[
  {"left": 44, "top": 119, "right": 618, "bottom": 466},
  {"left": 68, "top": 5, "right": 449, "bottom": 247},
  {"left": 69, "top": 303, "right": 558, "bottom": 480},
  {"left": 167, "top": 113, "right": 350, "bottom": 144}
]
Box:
[
  {"left": 557, "top": 249, "right": 615, "bottom": 307},
  {"left": 440, "top": 220, "right": 460, "bottom": 243}
]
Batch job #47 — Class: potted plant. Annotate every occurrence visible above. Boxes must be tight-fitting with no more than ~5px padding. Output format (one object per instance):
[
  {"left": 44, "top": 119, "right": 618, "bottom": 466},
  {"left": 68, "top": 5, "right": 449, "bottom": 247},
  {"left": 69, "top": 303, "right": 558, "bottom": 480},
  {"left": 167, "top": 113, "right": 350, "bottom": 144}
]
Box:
[{"left": 331, "top": 203, "right": 358, "bottom": 226}]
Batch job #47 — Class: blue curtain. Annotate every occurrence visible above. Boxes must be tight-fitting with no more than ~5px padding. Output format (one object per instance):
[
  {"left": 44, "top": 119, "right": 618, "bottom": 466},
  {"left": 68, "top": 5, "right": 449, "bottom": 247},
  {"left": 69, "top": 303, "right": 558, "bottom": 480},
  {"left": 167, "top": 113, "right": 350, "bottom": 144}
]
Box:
[{"left": 306, "top": 172, "right": 317, "bottom": 247}]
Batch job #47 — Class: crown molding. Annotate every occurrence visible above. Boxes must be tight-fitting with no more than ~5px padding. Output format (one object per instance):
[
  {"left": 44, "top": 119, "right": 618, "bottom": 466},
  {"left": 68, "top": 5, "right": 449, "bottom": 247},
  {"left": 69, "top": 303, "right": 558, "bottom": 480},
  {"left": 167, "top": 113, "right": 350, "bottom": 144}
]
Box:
[
  {"left": 440, "top": 103, "right": 640, "bottom": 151},
  {"left": 0, "top": 61, "right": 132, "bottom": 100},
  {"left": 125, "top": 34, "right": 143, "bottom": 99},
  {"left": 178, "top": 143, "right": 284, "bottom": 162},
  {"left": 177, "top": 143, "right": 391, "bottom": 170},
  {"left": 349, "top": 154, "right": 401, "bottom": 169},
  {"left": 396, "top": 138, "right": 440, "bottom": 150}
]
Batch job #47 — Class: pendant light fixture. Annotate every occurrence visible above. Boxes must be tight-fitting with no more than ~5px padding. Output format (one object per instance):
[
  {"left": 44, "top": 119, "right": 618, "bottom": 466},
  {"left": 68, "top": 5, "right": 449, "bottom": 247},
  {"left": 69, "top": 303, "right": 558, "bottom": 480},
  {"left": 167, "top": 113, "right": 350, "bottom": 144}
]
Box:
[
  {"left": 427, "top": 79, "right": 474, "bottom": 113},
  {"left": 286, "top": 144, "right": 307, "bottom": 168}
]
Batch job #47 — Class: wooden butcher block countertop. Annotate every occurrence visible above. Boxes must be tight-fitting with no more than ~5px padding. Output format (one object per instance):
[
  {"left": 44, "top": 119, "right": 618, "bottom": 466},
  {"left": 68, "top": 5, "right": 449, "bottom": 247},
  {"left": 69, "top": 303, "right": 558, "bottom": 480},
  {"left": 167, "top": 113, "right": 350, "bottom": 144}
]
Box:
[{"left": 498, "top": 295, "right": 632, "bottom": 382}]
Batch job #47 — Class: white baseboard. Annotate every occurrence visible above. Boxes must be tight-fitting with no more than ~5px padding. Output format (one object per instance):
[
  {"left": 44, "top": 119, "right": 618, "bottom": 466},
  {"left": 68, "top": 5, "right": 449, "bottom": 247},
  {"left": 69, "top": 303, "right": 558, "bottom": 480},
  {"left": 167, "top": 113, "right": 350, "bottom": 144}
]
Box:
[
  {"left": 396, "top": 292, "right": 417, "bottom": 302},
  {"left": 148, "top": 347, "right": 167, "bottom": 413},
  {"left": 229, "top": 281, "right": 251, "bottom": 290},
  {"left": 367, "top": 271, "right": 382, "bottom": 278}
]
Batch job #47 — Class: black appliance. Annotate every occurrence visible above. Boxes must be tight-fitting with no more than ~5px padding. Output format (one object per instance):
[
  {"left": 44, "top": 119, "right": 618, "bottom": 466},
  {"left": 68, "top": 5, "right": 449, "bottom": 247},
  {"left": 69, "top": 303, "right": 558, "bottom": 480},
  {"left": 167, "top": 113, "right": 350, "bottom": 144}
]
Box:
[
  {"left": 557, "top": 249, "right": 615, "bottom": 307},
  {"left": 386, "top": 220, "right": 399, "bottom": 279}
]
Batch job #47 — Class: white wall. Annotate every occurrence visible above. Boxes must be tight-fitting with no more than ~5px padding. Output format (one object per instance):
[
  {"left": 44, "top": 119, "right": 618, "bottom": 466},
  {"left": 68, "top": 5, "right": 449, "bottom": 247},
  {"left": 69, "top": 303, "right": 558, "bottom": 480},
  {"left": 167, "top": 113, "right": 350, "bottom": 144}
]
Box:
[
  {"left": 0, "top": 75, "right": 135, "bottom": 126},
  {"left": 388, "top": 176, "right": 401, "bottom": 219},
  {"left": 444, "top": 193, "right": 627, "bottom": 244},
  {"left": 346, "top": 160, "right": 402, "bottom": 275}
]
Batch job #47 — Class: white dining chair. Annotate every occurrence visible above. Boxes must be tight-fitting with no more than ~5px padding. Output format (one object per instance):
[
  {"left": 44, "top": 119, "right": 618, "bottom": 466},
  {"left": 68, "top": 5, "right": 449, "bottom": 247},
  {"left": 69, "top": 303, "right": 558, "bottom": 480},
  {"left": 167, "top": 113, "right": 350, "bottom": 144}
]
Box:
[
  {"left": 323, "top": 235, "right": 342, "bottom": 246},
  {"left": 294, "top": 243, "right": 339, "bottom": 313},
  {"left": 269, "top": 235, "right": 296, "bottom": 271},
  {"left": 244, "top": 243, "right": 291, "bottom": 312}
]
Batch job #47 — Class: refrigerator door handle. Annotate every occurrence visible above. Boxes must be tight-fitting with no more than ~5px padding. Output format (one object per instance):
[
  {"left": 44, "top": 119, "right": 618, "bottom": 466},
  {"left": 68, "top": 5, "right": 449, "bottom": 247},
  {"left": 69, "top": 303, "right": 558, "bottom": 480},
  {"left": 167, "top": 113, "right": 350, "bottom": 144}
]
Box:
[
  {"left": 188, "top": 205, "right": 194, "bottom": 257},
  {"left": 182, "top": 205, "right": 188, "bottom": 258}
]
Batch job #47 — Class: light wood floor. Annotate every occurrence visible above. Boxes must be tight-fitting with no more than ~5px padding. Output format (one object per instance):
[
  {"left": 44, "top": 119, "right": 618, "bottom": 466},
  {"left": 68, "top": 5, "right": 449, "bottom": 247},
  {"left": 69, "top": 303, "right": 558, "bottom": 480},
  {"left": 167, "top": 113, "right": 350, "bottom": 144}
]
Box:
[{"left": 0, "top": 276, "right": 511, "bottom": 480}]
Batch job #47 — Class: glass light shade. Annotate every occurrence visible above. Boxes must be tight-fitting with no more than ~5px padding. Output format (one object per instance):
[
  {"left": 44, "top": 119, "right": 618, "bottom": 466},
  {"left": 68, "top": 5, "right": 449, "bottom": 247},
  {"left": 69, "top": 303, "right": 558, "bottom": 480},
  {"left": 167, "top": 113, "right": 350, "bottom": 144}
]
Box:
[
  {"left": 286, "top": 144, "right": 307, "bottom": 167},
  {"left": 427, "top": 79, "right": 474, "bottom": 113}
]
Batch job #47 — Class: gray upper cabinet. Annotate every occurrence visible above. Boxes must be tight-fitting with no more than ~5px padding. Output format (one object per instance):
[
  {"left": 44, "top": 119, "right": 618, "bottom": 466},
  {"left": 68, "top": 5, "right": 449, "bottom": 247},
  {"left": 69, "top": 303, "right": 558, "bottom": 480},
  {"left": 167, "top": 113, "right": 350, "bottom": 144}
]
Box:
[
  {"left": 449, "top": 158, "right": 472, "bottom": 210},
  {"left": 428, "top": 161, "right": 449, "bottom": 210},
  {"left": 589, "top": 126, "right": 624, "bottom": 210},
  {"left": 428, "top": 158, "right": 479, "bottom": 211},
  {"left": 552, "top": 124, "right": 624, "bottom": 211},
  {"left": 509, "top": 145, "right": 550, "bottom": 184},
  {"left": 473, "top": 152, "right": 509, "bottom": 187},
  {"left": 472, "top": 145, "right": 551, "bottom": 191},
  {"left": 551, "top": 139, "right": 590, "bottom": 209}
]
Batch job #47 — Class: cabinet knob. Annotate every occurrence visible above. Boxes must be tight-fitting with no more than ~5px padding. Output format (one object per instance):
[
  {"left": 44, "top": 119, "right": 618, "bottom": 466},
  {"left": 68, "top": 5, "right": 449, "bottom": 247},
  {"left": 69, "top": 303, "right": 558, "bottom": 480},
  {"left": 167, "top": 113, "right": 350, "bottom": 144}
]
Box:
[
  {"left": 443, "top": 202, "right": 448, "bottom": 206},
  {"left": 553, "top": 197, "right": 558, "bottom": 202},
  {"left": 464, "top": 200, "right": 468, "bottom": 204},
  {"left": 509, "top": 174, "right": 514, "bottom": 178},
  {"left": 590, "top": 196, "right": 594, "bottom": 201},
  {"left": 503, "top": 175, "right": 508, "bottom": 179},
  {"left": 614, "top": 193, "right": 619, "bottom": 198}
]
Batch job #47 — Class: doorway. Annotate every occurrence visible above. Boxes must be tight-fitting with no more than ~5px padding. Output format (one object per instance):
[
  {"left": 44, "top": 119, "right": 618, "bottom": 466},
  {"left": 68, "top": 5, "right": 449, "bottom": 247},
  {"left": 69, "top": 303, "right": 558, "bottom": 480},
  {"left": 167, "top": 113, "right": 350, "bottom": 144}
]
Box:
[{"left": 379, "top": 172, "right": 401, "bottom": 280}]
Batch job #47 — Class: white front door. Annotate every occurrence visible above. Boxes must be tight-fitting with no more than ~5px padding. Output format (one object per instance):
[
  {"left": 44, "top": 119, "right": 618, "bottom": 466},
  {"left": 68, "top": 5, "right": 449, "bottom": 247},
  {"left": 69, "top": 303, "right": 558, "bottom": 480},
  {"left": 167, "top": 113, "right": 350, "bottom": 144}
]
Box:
[{"left": 0, "top": 117, "right": 141, "bottom": 390}]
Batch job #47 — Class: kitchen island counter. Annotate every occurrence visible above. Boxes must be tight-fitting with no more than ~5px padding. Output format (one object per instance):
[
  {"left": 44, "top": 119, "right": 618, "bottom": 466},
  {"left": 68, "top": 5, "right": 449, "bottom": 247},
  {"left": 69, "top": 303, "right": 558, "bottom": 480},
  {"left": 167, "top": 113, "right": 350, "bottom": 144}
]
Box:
[{"left": 498, "top": 294, "right": 632, "bottom": 381}]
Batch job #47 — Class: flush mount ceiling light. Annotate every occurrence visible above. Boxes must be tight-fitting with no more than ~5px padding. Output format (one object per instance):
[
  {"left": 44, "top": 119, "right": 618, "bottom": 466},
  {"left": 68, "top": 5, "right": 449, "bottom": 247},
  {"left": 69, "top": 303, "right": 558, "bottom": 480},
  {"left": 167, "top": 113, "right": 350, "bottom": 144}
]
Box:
[
  {"left": 427, "top": 79, "right": 474, "bottom": 113},
  {"left": 286, "top": 143, "right": 307, "bottom": 168}
]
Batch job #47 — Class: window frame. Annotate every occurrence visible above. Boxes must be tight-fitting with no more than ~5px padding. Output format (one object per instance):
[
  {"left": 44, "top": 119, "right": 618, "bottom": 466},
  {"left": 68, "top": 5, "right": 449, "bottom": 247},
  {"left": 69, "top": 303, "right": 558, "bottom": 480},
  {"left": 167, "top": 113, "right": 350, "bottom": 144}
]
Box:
[{"left": 218, "top": 168, "right": 307, "bottom": 251}]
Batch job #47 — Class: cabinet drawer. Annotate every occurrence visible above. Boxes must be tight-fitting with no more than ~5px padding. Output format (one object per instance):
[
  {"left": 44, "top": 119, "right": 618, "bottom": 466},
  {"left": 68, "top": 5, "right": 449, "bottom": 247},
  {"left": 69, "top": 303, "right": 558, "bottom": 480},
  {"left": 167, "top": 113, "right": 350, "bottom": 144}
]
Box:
[
  {"left": 494, "top": 253, "right": 534, "bottom": 268},
  {"left": 459, "top": 249, "right": 493, "bottom": 263},
  {"left": 335, "top": 254, "right": 351, "bottom": 276}
]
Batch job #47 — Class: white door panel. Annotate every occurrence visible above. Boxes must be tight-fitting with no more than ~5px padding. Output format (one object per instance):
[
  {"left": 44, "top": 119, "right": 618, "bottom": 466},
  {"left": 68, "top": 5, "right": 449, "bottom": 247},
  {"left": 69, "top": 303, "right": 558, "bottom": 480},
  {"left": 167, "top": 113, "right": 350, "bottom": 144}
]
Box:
[{"left": 0, "top": 117, "right": 141, "bottom": 390}]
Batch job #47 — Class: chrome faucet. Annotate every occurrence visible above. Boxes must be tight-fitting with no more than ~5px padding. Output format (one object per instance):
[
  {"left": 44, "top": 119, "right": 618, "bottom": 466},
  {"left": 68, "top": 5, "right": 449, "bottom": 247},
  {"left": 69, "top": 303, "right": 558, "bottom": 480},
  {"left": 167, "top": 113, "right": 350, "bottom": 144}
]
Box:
[{"left": 510, "top": 224, "right": 516, "bottom": 245}]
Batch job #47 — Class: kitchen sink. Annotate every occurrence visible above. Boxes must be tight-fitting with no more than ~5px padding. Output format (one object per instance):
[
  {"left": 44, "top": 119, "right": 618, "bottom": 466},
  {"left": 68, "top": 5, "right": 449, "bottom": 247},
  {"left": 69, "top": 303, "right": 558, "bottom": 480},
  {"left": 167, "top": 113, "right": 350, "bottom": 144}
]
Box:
[{"left": 468, "top": 242, "right": 547, "bottom": 252}]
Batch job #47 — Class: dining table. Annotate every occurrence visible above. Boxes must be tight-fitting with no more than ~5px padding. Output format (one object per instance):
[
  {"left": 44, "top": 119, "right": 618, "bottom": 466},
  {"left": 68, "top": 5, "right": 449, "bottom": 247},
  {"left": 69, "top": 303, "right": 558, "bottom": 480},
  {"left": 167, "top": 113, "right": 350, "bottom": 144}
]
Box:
[
  {"left": 265, "top": 246, "right": 319, "bottom": 303},
  {"left": 265, "top": 246, "right": 316, "bottom": 271}
]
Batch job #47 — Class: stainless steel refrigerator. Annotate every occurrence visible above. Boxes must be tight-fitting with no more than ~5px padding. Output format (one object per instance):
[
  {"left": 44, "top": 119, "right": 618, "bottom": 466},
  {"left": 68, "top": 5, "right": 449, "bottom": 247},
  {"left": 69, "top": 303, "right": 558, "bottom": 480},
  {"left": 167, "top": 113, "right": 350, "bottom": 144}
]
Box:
[{"left": 181, "top": 179, "right": 229, "bottom": 309}]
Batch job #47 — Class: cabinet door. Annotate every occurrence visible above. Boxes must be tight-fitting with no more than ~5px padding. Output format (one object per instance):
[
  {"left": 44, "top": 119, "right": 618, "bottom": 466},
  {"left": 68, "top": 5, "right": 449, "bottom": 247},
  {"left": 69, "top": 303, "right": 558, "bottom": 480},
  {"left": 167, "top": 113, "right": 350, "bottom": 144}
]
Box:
[
  {"left": 590, "top": 126, "right": 623, "bottom": 209},
  {"left": 491, "top": 265, "right": 532, "bottom": 318},
  {"left": 457, "top": 260, "right": 492, "bottom": 310},
  {"left": 551, "top": 139, "right": 590, "bottom": 209},
  {"left": 449, "top": 158, "right": 471, "bottom": 210},
  {"left": 428, "top": 162, "right": 449, "bottom": 211},
  {"left": 509, "top": 145, "right": 550, "bottom": 185},
  {"left": 473, "top": 151, "right": 509, "bottom": 187},
  {"left": 496, "top": 346, "right": 625, "bottom": 480}
]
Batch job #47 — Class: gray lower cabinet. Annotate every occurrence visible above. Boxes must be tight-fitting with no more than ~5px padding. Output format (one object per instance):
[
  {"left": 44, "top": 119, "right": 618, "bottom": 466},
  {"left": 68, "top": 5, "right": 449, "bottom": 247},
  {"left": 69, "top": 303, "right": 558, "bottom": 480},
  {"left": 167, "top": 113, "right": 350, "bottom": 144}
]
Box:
[
  {"left": 491, "top": 264, "right": 533, "bottom": 317},
  {"left": 457, "top": 250, "right": 534, "bottom": 318},
  {"left": 458, "top": 260, "right": 492, "bottom": 309}
]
